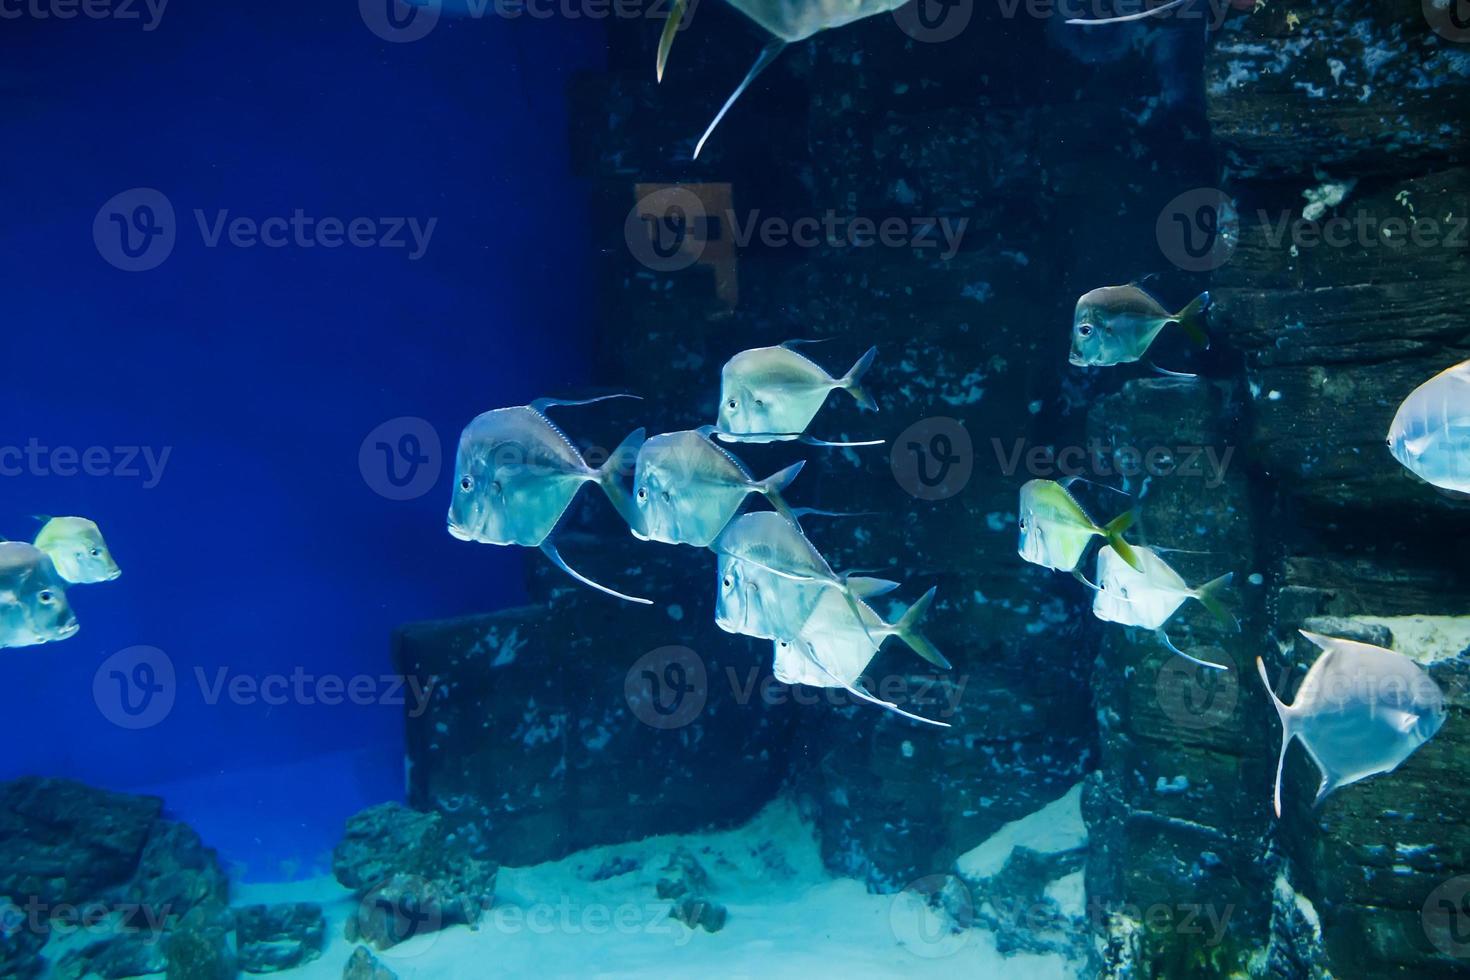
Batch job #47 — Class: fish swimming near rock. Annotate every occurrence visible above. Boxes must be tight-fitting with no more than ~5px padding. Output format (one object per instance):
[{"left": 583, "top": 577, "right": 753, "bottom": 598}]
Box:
[
  {"left": 1387, "top": 358, "right": 1470, "bottom": 495},
  {"left": 1257, "top": 631, "right": 1447, "bottom": 817},
  {"left": 0, "top": 542, "right": 80, "bottom": 649},
  {"left": 1017, "top": 478, "right": 1142, "bottom": 576},
  {"left": 717, "top": 341, "right": 879, "bottom": 443},
  {"left": 632, "top": 427, "right": 804, "bottom": 547},
  {"left": 448, "top": 395, "right": 651, "bottom": 604},
  {"left": 656, "top": 0, "right": 910, "bottom": 158},
  {"left": 772, "top": 585, "right": 951, "bottom": 727},
  {"left": 32, "top": 517, "right": 121, "bottom": 585},
  {"left": 1092, "top": 544, "right": 1234, "bottom": 669},
  {"left": 1069, "top": 284, "right": 1210, "bottom": 369}
]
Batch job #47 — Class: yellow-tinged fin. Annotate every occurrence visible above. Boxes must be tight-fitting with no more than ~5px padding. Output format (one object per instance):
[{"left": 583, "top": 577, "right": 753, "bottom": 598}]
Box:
[
  {"left": 1172, "top": 291, "right": 1211, "bottom": 348},
  {"left": 894, "top": 587, "right": 951, "bottom": 670},
  {"left": 1192, "top": 572, "right": 1237, "bottom": 629},
  {"left": 1100, "top": 511, "right": 1142, "bottom": 571},
  {"left": 655, "top": 0, "right": 688, "bottom": 83}
]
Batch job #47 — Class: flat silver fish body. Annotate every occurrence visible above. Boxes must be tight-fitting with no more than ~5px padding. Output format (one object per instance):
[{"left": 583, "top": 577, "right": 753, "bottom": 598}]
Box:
[
  {"left": 716, "top": 552, "right": 828, "bottom": 640},
  {"left": 717, "top": 344, "right": 875, "bottom": 440},
  {"left": 1070, "top": 285, "right": 1173, "bottom": 367},
  {"left": 1092, "top": 545, "right": 1191, "bottom": 630},
  {"left": 1017, "top": 479, "right": 1102, "bottom": 572},
  {"left": 1388, "top": 359, "right": 1470, "bottom": 493},
  {"left": 1259, "top": 631, "right": 1447, "bottom": 816},
  {"left": 0, "top": 542, "right": 79, "bottom": 649},
  {"left": 634, "top": 429, "right": 798, "bottom": 547},
  {"left": 33, "top": 517, "right": 121, "bottom": 585},
  {"left": 772, "top": 587, "right": 885, "bottom": 687},
  {"left": 448, "top": 406, "right": 599, "bottom": 547},
  {"left": 732, "top": 0, "right": 909, "bottom": 42}
]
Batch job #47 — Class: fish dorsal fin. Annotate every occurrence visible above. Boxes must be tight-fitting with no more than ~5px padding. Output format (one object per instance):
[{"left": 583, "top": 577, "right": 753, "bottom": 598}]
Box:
[
  {"left": 1257, "top": 656, "right": 1300, "bottom": 818},
  {"left": 694, "top": 38, "right": 788, "bottom": 160},
  {"left": 1059, "top": 475, "right": 1131, "bottom": 499},
  {"left": 530, "top": 393, "right": 641, "bottom": 413},
  {"left": 780, "top": 338, "right": 831, "bottom": 350},
  {"left": 526, "top": 409, "right": 587, "bottom": 466},
  {"left": 695, "top": 426, "right": 756, "bottom": 482}
]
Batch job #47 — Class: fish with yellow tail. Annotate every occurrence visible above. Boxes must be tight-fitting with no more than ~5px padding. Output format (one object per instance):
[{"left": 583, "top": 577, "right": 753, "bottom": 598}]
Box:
[
  {"left": 447, "top": 395, "right": 651, "bottom": 604},
  {"left": 1092, "top": 544, "right": 1235, "bottom": 670},
  {"left": 1017, "top": 478, "right": 1142, "bottom": 579}
]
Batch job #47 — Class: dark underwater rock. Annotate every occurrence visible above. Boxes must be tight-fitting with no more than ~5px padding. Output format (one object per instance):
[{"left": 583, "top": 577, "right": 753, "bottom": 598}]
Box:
[
  {"left": 162, "top": 924, "right": 234, "bottom": 980},
  {"left": 394, "top": 580, "right": 800, "bottom": 866},
  {"left": 333, "top": 803, "right": 496, "bottom": 949},
  {"left": 0, "top": 777, "right": 162, "bottom": 909},
  {"left": 670, "top": 894, "right": 728, "bottom": 934},
  {"left": 126, "top": 820, "right": 230, "bottom": 929},
  {"left": 655, "top": 847, "right": 711, "bottom": 900},
  {"left": 342, "top": 945, "right": 397, "bottom": 980},
  {"left": 235, "top": 902, "right": 325, "bottom": 973}
]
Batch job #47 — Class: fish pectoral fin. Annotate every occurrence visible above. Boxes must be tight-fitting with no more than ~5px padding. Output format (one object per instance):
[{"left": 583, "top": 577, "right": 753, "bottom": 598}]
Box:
[
  {"left": 655, "top": 0, "right": 689, "bottom": 83},
  {"left": 1066, "top": 0, "right": 1192, "bottom": 23},
  {"left": 693, "top": 37, "right": 787, "bottom": 160},
  {"left": 1148, "top": 361, "right": 1199, "bottom": 379},
  {"left": 540, "top": 540, "right": 653, "bottom": 605},
  {"left": 1311, "top": 770, "right": 1345, "bottom": 811},
  {"left": 1072, "top": 567, "right": 1102, "bottom": 591},
  {"left": 808, "top": 655, "right": 950, "bottom": 729},
  {"left": 530, "top": 393, "right": 642, "bottom": 414},
  {"left": 1384, "top": 708, "right": 1421, "bottom": 735},
  {"left": 1157, "top": 630, "right": 1229, "bottom": 670}
]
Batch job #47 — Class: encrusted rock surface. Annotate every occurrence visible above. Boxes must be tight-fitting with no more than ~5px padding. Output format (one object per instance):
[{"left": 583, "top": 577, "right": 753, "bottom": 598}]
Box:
[{"left": 235, "top": 902, "right": 326, "bottom": 973}]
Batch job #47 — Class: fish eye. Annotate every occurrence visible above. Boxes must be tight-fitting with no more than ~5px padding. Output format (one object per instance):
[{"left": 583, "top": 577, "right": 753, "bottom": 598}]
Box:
[
  {"left": 89, "top": 548, "right": 101, "bottom": 558},
  {"left": 755, "top": 399, "right": 764, "bottom": 407},
  {"left": 722, "top": 576, "right": 733, "bottom": 590},
  {"left": 727, "top": 399, "right": 737, "bottom": 410},
  {"left": 38, "top": 590, "right": 54, "bottom": 604},
  {"left": 1078, "top": 323, "right": 1094, "bottom": 337},
  {"left": 460, "top": 476, "right": 474, "bottom": 492}
]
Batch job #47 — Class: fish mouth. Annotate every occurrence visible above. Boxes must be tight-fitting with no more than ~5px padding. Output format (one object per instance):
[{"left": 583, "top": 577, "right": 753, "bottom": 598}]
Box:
[
  {"left": 446, "top": 522, "right": 473, "bottom": 542},
  {"left": 55, "top": 621, "right": 81, "bottom": 640},
  {"left": 1068, "top": 353, "right": 1086, "bottom": 366}
]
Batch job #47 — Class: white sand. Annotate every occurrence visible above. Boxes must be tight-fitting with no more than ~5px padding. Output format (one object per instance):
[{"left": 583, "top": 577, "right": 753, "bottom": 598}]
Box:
[
  {"left": 235, "top": 795, "right": 1081, "bottom": 979},
  {"left": 954, "top": 784, "right": 1086, "bottom": 881}
]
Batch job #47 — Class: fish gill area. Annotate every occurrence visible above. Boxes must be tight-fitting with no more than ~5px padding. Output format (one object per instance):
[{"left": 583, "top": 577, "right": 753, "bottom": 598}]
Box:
[{"left": 390, "top": 0, "right": 1469, "bottom": 977}]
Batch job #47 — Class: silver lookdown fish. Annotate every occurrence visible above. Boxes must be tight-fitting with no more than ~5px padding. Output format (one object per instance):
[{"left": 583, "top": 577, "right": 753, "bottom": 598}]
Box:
[
  {"left": 1387, "top": 358, "right": 1470, "bottom": 494},
  {"left": 448, "top": 395, "right": 651, "bottom": 604},
  {"left": 656, "top": 0, "right": 910, "bottom": 158},
  {"left": 772, "top": 585, "right": 950, "bottom": 728},
  {"left": 717, "top": 341, "right": 879, "bottom": 443},
  {"left": 633, "top": 427, "right": 803, "bottom": 547},
  {"left": 0, "top": 542, "right": 79, "bottom": 649},
  {"left": 1092, "top": 544, "right": 1234, "bottom": 669},
  {"left": 716, "top": 550, "right": 895, "bottom": 643},
  {"left": 1069, "top": 284, "right": 1209, "bottom": 369},
  {"left": 1257, "top": 631, "right": 1447, "bottom": 817},
  {"left": 33, "top": 517, "right": 121, "bottom": 585},
  {"left": 1017, "top": 478, "right": 1141, "bottom": 576}
]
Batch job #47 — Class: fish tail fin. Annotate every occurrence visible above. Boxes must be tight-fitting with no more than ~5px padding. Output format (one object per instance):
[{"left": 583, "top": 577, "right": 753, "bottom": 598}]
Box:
[
  {"left": 758, "top": 460, "right": 805, "bottom": 523},
  {"left": 894, "top": 587, "right": 951, "bottom": 670},
  {"left": 1066, "top": 0, "right": 1192, "bottom": 23},
  {"left": 655, "top": 0, "right": 688, "bottom": 83},
  {"left": 597, "top": 427, "right": 647, "bottom": 535},
  {"left": 1172, "top": 291, "right": 1211, "bottom": 349},
  {"left": 839, "top": 346, "right": 879, "bottom": 413},
  {"left": 540, "top": 539, "right": 652, "bottom": 605},
  {"left": 693, "top": 38, "right": 786, "bottom": 160},
  {"left": 1256, "top": 656, "right": 1293, "bottom": 818},
  {"left": 846, "top": 576, "right": 900, "bottom": 599},
  {"left": 1101, "top": 512, "right": 1142, "bottom": 571},
  {"left": 1192, "top": 572, "right": 1237, "bottom": 629}
]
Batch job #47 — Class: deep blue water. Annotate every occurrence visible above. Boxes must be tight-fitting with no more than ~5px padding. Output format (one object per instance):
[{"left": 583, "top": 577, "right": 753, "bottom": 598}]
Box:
[{"left": 1, "top": 4, "right": 604, "bottom": 876}]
